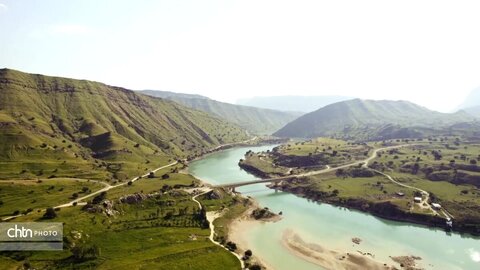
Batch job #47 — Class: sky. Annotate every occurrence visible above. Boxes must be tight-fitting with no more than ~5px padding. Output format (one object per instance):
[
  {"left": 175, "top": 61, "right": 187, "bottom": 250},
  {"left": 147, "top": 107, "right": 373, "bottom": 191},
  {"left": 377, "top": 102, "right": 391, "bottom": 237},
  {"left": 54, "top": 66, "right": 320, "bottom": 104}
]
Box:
[{"left": 1, "top": 0, "right": 480, "bottom": 112}]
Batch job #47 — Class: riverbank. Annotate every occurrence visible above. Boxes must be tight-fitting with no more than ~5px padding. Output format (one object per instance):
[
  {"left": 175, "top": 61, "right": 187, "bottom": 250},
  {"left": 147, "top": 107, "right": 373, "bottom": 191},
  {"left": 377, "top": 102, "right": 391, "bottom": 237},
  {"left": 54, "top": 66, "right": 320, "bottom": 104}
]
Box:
[
  {"left": 185, "top": 136, "right": 285, "bottom": 165},
  {"left": 227, "top": 202, "right": 280, "bottom": 269},
  {"left": 275, "top": 183, "right": 450, "bottom": 230},
  {"left": 239, "top": 156, "right": 477, "bottom": 236}
]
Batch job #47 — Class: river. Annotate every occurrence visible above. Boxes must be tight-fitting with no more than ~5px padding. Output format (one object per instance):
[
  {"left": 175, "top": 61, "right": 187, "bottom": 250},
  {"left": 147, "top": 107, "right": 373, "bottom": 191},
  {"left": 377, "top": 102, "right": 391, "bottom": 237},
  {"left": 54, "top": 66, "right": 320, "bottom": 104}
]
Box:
[{"left": 189, "top": 145, "right": 480, "bottom": 270}]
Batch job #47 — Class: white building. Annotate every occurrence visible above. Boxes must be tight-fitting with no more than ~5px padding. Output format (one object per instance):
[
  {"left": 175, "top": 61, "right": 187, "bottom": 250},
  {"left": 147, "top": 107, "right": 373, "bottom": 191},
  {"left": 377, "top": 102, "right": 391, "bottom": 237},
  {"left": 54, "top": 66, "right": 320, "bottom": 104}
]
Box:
[
  {"left": 432, "top": 203, "right": 442, "bottom": 210},
  {"left": 414, "top": 197, "right": 422, "bottom": 203}
]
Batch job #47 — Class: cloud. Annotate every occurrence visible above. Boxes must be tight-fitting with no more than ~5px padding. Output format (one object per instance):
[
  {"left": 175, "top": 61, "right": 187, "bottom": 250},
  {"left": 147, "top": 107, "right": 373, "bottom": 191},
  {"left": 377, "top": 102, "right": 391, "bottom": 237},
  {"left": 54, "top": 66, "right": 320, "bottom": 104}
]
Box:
[
  {"left": 50, "top": 24, "right": 90, "bottom": 35},
  {"left": 0, "top": 3, "right": 7, "bottom": 12}
]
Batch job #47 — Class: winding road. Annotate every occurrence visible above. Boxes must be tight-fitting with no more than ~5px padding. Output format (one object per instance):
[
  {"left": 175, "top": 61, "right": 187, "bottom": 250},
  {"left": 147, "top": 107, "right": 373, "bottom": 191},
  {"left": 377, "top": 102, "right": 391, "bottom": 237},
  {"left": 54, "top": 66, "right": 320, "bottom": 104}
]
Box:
[{"left": 191, "top": 189, "right": 246, "bottom": 269}]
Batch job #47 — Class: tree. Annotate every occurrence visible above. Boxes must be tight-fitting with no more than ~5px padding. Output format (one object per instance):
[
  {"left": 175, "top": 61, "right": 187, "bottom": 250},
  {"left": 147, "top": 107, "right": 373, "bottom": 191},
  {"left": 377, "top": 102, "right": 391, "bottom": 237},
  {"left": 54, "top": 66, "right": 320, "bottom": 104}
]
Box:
[
  {"left": 43, "top": 207, "right": 57, "bottom": 219},
  {"left": 470, "top": 159, "right": 477, "bottom": 165},
  {"left": 225, "top": 241, "right": 237, "bottom": 251},
  {"left": 92, "top": 191, "right": 107, "bottom": 204},
  {"left": 162, "top": 173, "right": 170, "bottom": 179},
  {"left": 245, "top": 249, "right": 253, "bottom": 257}
]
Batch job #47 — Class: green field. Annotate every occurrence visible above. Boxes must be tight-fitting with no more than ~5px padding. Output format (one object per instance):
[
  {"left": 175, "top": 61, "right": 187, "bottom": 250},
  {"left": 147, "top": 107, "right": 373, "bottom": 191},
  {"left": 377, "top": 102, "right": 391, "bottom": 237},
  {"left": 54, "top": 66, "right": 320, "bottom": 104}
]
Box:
[
  {"left": 0, "top": 178, "right": 104, "bottom": 217},
  {"left": 0, "top": 177, "right": 241, "bottom": 269}
]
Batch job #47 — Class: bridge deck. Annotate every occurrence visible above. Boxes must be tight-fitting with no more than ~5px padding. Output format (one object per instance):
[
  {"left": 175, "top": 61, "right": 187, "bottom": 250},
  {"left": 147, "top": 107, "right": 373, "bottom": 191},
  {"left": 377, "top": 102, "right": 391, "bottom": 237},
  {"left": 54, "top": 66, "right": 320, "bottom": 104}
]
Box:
[{"left": 215, "top": 176, "right": 294, "bottom": 188}]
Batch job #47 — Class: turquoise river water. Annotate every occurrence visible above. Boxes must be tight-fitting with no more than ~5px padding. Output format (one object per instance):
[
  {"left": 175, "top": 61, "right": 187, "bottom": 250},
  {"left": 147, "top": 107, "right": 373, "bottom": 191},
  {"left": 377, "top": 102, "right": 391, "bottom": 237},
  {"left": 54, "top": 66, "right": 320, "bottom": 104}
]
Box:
[{"left": 189, "top": 145, "right": 480, "bottom": 270}]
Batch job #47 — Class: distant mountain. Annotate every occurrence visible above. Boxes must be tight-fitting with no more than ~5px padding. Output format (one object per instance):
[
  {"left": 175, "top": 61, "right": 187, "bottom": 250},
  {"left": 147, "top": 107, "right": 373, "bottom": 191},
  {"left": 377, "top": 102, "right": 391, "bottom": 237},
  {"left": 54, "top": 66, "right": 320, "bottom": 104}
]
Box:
[
  {"left": 140, "top": 90, "right": 302, "bottom": 135},
  {"left": 141, "top": 90, "right": 210, "bottom": 100},
  {"left": 457, "top": 87, "right": 480, "bottom": 118},
  {"left": 464, "top": 106, "right": 480, "bottom": 118},
  {"left": 0, "top": 69, "right": 249, "bottom": 180},
  {"left": 236, "top": 95, "right": 353, "bottom": 113},
  {"left": 274, "top": 99, "right": 475, "bottom": 140}
]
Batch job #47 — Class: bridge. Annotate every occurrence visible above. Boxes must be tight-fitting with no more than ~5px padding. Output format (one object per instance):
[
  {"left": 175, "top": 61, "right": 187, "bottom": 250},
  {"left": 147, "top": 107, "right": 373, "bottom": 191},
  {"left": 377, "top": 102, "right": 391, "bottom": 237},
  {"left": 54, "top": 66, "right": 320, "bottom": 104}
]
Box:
[
  {"left": 213, "top": 144, "right": 413, "bottom": 191},
  {"left": 214, "top": 175, "right": 296, "bottom": 190}
]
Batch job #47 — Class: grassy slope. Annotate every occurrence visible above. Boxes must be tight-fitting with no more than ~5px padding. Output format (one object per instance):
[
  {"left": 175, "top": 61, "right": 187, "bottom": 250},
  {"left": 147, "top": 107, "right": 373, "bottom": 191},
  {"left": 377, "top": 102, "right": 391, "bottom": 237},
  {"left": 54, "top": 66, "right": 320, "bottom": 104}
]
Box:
[
  {"left": 274, "top": 99, "right": 474, "bottom": 139},
  {"left": 140, "top": 90, "right": 302, "bottom": 135},
  {"left": 0, "top": 69, "right": 248, "bottom": 181}
]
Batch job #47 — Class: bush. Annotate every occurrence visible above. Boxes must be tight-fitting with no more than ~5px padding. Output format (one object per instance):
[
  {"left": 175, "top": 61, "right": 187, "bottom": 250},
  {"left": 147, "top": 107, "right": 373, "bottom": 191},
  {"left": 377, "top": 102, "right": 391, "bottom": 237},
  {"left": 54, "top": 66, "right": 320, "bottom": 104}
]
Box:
[
  {"left": 162, "top": 174, "right": 170, "bottom": 180},
  {"left": 92, "top": 191, "right": 107, "bottom": 204},
  {"left": 225, "top": 241, "right": 237, "bottom": 251},
  {"left": 43, "top": 207, "right": 57, "bottom": 219}
]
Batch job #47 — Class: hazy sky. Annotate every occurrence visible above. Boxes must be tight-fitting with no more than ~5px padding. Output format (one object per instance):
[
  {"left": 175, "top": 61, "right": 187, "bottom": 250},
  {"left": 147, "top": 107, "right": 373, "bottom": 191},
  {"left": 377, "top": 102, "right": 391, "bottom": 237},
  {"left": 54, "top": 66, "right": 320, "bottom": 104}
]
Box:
[{"left": 1, "top": 0, "right": 480, "bottom": 112}]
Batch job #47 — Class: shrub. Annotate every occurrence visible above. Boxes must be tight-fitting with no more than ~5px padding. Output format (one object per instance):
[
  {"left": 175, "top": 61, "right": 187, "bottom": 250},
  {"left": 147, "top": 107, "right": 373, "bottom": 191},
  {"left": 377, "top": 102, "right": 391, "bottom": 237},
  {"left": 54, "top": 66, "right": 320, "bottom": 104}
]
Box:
[
  {"left": 92, "top": 191, "right": 107, "bottom": 204},
  {"left": 225, "top": 241, "right": 237, "bottom": 251},
  {"left": 43, "top": 207, "right": 57, "bottom": 219}
]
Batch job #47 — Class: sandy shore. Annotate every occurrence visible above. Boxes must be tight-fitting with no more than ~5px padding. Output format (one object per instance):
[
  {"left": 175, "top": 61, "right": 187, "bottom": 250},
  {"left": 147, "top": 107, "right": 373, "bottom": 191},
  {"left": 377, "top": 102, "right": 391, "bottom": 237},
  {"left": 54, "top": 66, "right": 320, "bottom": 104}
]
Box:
[
  {"left": 227, "top": 204, "right": 281, "bottom": 269},
  {"left": 281, "top": 229, "right": 396, "bottom": 270}
]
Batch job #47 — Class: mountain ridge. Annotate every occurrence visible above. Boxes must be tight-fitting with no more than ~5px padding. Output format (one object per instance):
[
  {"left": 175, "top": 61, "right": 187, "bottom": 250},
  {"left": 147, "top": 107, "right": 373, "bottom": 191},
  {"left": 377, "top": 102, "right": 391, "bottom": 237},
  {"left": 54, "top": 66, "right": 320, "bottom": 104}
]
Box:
[
  {"left": 140, "top": 90, "right": 302, "bottom": 134},
  {"left": 236, "top": 95, "right": 354, "bottom": 113},
  {"left": 274, "top": 98, "right": 475, "bottom": 140}
]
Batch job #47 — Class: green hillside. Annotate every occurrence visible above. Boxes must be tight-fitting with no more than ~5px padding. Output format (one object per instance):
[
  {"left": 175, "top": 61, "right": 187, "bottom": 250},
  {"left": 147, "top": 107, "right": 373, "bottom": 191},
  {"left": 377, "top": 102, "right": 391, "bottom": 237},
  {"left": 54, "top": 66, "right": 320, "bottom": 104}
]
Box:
[
  {"left": 140, "top": 90, "right": 302, "bottom": 134},
  {"left": 0, "top": 69, "right": 248, "bottom": 180},
  {"left": 274, "top": 99, "right": 475, "bottom": 140}
]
